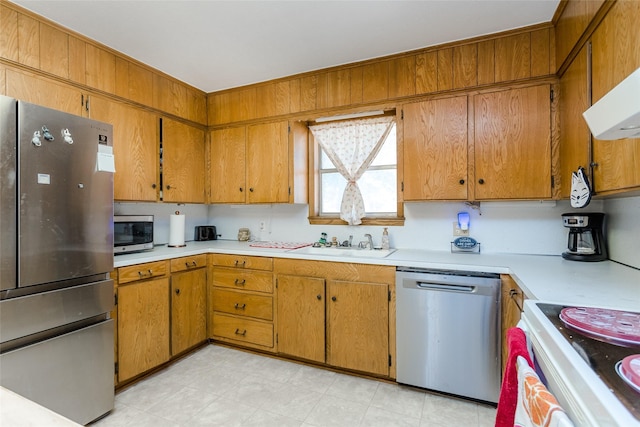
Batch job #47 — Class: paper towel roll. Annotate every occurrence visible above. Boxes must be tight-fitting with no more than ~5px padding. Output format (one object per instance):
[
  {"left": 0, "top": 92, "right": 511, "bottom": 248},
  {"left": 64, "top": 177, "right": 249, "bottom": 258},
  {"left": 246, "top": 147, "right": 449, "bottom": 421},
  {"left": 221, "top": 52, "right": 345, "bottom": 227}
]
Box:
[{"left": 168, "top": 212, "right": 186, "bottom": 247}]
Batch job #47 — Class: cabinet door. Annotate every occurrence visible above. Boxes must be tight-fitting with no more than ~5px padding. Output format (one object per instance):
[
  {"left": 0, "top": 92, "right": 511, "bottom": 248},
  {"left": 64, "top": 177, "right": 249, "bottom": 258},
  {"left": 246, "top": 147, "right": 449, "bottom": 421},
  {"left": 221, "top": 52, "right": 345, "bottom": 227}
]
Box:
[
  {"left": 5, "top": 68, "right": 84, "bottom": 116},
  {"left": 277, "top": 274, "right": 325, "bottom": 363},
  {"left": 591, "top": 0, "right": 640, "bottom": 192},
  {"left": 162, "top": 118, "right": 205, "bottom": 203},
  {"left": 474, "top": 85, "right": 551, "bottom": 199},
  {"left": 171, "top": 268, "right": 207, "bottom": 356},
  {"left": 117, "top": 277, "right": 170, "bottom": 382},
  {"left": 500, "top": 275, "right": 527, "bottom": 374},
  {"left": 209, "top": 127, "right": 246, "bottom": 203},
  {"left": 89, "top": 96, "right": 158, "bottom": 201},
  {"left": 403, "top": 96, "right": 468, "bottom": 200},
  {"left": 247, "top": 121, "right": 289, "bottom": 203},
  {"left": 327, "top": 280, "right": 389, "bottom": 376},
  {"left": 559, "top": 45, "right": 591, "bottom": 199}
]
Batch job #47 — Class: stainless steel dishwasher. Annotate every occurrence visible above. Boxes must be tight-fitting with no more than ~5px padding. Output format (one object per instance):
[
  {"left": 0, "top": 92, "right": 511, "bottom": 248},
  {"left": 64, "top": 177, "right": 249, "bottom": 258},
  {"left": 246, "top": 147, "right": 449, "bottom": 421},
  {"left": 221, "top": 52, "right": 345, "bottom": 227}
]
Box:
[{"left": 396, "top": 267, "right": 501, "bottom": 403}]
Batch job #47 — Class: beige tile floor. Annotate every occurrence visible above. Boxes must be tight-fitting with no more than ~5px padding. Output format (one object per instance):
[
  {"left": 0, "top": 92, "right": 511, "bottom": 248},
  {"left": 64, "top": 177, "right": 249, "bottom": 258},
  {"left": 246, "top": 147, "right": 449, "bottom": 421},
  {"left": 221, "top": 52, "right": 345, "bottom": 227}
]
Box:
[{"left": 93, "top": 344, "right": 496, "bottom": 427}]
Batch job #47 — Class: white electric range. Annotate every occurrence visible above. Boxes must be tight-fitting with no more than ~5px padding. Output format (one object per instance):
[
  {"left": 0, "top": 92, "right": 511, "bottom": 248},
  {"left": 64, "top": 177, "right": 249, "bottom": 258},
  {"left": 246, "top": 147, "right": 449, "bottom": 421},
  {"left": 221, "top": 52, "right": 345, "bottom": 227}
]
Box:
[{"left": 521, "top": 300, "right": 640, "bottom": 427}]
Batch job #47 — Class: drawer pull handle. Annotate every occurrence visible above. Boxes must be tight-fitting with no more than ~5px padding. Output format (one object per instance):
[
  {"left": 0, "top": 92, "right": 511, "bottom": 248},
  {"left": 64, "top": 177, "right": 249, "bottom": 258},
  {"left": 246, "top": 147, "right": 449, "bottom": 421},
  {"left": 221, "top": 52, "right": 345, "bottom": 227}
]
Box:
[
  {"left": 138, "top": 269, "right": 153, "bottom": 278},
  {"left": 234, "top": 328, "right": 247, "bottom": 336},
  {"left": 185, "top": 261, "right": 197, "bottom": 268},
  {"left": 234, "top": 260, "right": 246, "bottom": 267},
  {"left": 234, "top": 279, "right": 246, "bottom": 286},
  {"left": 234, "top": 303, "right": 246, "bottom": 310}
]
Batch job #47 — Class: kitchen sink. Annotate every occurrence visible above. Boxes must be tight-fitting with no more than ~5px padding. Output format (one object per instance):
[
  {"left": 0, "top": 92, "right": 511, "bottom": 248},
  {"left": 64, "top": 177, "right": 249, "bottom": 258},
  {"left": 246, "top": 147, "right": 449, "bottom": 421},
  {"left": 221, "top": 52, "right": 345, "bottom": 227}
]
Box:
[{"left": 290, "top": 246, "right": 396, "bottom": 258}]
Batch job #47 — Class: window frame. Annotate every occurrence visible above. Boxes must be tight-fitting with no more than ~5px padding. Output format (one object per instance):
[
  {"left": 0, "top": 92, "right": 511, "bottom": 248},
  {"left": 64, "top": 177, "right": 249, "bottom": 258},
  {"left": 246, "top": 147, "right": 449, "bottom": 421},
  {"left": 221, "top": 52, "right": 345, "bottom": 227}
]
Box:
[{"left": 307, "top": 110, "right": 405, "bottom": 226}]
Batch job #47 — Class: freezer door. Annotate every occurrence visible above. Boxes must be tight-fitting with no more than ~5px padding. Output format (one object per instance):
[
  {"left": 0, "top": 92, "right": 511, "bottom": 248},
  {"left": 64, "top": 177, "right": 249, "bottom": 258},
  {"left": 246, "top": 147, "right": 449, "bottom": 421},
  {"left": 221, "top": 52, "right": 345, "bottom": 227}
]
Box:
[
  {"left": 18, "top": 101, "right": 113, "bottom": 287},
  {"left": 0, "top": 96, "right": 17, "bottom": 292}
]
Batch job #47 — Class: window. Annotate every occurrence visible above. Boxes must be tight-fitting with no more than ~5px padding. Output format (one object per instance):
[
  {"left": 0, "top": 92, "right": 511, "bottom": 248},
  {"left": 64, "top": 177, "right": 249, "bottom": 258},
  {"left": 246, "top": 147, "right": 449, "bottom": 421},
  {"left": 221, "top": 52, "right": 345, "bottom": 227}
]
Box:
[{"left": 308, "top": 113, "right": 404, "bottom": 226}]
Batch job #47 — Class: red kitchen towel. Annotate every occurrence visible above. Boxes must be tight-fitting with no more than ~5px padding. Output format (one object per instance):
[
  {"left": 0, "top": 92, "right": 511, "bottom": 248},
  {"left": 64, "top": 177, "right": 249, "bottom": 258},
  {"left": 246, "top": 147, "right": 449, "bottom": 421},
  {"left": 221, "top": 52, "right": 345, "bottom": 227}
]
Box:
[{"left": 495, "top": 327, "right": 534, "bottom": 427}]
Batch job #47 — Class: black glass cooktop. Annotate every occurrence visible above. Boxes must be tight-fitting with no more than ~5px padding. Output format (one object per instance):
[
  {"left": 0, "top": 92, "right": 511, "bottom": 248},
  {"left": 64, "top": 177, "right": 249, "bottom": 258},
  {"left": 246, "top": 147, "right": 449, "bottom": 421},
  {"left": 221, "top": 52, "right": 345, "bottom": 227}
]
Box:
[{"left": 537, "top": 303, "right": 640, "bottom": 421}]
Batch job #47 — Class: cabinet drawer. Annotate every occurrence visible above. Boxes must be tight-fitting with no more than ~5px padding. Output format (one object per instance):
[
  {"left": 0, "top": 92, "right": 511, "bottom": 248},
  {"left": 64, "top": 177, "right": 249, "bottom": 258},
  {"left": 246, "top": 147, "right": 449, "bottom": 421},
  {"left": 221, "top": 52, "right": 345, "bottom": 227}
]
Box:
[
  {"left": 212, "top": 313, "right": 273, "bottom": 348},
  {"left": 210, "top": 254, "right": 273, "bottom": 271},
  {"left": 212, "top": 289, "right": 273, "bottom": 320},
  {"left": 171, "top": 254, "right": 207, "bottom": 273},
  {"left": 118, "top": 260, "right": 168, "bottom": 284},
  {"left": 212, "top": 268, "right": 273, "bottom": 293}
]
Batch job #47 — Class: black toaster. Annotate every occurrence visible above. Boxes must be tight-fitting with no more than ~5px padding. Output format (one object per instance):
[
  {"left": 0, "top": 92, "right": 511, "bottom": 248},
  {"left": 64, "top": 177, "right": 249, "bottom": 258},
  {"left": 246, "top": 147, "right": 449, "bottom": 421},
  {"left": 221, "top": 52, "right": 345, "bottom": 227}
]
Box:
[{"left": 194, "top": 226, "right": 219, "bottom": 241}]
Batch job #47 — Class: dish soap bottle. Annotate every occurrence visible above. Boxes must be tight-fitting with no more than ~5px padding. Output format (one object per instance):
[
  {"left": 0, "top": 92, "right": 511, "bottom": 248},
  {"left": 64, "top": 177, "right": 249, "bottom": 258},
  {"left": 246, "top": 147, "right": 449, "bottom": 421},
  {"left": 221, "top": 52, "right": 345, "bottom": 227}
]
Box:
[{"left": 381, "top": 227, "right": 390, "bottom": 250}]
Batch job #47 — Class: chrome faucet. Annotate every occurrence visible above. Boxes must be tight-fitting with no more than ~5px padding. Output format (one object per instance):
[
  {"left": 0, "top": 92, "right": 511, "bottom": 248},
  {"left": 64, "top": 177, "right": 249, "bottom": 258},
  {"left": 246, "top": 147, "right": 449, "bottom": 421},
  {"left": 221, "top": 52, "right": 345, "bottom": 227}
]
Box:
[{"left": 364, "top": 233, "right": 373, "bottom": 250}]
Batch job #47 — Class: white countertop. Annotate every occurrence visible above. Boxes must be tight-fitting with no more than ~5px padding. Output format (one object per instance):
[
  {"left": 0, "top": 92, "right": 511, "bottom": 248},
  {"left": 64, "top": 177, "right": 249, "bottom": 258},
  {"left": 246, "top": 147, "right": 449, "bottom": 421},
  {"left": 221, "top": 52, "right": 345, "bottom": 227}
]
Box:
[{"left": 114, "top": 240, "right": 640, "bottom": 311}]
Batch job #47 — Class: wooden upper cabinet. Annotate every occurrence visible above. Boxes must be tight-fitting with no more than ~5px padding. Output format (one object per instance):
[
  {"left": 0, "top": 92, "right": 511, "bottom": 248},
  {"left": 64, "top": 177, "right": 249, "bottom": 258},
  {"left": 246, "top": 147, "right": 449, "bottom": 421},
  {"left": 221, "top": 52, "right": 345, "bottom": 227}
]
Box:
[
  {"left": 474, "top": 85, "right": 552, "bottom": 199},
  {"left": 559, "top": 44, "right": 590, "bottom": 199},
  {"left": 555, "top": 0, "right": 606, "bottom": 71},
  {"left": 247, "top": 121, "right": 290, "bottom": 203},
  {"left": 416, "top": 51, "right": 438, "bottom": 94},
  {"left": 453, "top": 44, "right": 478, "bottom": 89},
  {"left": 402, "top": 96, "right": 468, "bottom": 200},
  {"left": 4, "top": 69, "right": 84, "bottom": 116},
  {"left": 209, "top": 126, "right": 247, "bottom": 203},
  {"left": 39, "top": 23, "right": 68, "bottom": 79},
  {"left": 495, "top": 33, "right": 531, "bottom": 82},
  {"left": 361, "top": 61, "right": 389, "bottom": 103},
  {"left": 0, "top": 4, "right": 19, "bottom": 62},
  {"left": 17, "top": 13, "right": 39, "bottom": 68},
  {"left": 162, "top": 118, "right": 206, "bottom": 203},
  {"left": 590, "top": 0, "right": 640, "bottom": 192},
  {"left": 389, "top": 56, "right": 416, "bottom": 98},
  {"left": 89, "top": 96, "right": 158, "bottom": 201},
  {"left": 85, "top": 44, "right": 116, "bottom": 94}
]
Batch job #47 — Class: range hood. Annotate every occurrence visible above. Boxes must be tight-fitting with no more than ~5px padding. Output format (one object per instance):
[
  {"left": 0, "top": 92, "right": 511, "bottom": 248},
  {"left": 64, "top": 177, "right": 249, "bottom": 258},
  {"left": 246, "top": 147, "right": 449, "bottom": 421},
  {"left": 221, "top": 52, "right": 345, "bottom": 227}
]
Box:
[{"left": 583, "top": 67, "right": 640, "bottom": 140}]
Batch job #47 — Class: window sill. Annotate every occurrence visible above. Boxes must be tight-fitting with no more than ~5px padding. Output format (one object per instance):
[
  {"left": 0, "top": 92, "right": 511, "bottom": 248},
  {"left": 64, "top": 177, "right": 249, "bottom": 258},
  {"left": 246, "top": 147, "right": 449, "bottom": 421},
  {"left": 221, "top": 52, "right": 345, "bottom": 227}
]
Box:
[{"left": 308, "top": 216, "right": 405, "bottom": 226}]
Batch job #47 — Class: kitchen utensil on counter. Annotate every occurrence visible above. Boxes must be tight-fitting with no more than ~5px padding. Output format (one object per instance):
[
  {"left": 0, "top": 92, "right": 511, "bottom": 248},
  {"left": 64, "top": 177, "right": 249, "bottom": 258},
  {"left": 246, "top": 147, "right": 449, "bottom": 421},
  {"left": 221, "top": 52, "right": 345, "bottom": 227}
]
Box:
[
  {"left": 168, "top": 211, "right": 186, "bottom": 247},
  {"left": 561, "top": 212, "right": 607, "bottom": 261},
  {"left": 195, "top": 225, "right": 218, "bottom": 241},
  {"left": 238, "top": 228, "right": 250, "bottom": 241}
]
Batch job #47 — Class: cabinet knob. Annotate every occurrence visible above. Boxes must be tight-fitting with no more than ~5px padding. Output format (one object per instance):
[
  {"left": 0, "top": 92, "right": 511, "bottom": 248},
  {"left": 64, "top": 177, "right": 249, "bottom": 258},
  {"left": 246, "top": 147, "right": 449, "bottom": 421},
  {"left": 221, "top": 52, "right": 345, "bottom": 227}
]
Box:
[
  {"left": 459, "top": 179, "right": 465, "bottom": 185},
  {"left": 151, "top": 183, "right": 157, "bottom": 189},
  {"left": 249, "top": 187, "right": 254, "bottom": 192},
  {"left": 175, "top": 288, "right": 180, "bottom": 295},
  {"left": 166, "top": 185, "right": 175, "bottom": 190},
  {"left": 317, "top": 294, "right": 322, "bottom": 300},
  {"left": 239, "top": 187, "right": 243, "bottom": 192},
  {"left": 478, "top": 179, "right": 485, "bottom": 185},
  {"left": 234, "top": 260, "right": 246, "bottom": 267},
  {"left": 331, "top": 296, "right": 337, "bottom": 302}
]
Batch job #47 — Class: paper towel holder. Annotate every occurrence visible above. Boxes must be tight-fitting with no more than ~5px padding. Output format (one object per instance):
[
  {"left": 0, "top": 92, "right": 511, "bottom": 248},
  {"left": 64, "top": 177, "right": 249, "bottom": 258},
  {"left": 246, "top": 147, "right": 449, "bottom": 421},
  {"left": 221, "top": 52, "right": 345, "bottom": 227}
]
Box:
[{"left": 168, "top": 210, "right": 187, "bottom": 248}]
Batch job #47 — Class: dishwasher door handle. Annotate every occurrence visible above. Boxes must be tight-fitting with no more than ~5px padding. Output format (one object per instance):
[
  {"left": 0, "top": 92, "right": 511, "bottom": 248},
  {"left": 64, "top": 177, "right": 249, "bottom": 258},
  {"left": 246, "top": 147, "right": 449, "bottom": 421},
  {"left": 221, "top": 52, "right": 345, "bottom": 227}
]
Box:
[{"left": 416, "top": 282, "right": 475, "bottom": 293}]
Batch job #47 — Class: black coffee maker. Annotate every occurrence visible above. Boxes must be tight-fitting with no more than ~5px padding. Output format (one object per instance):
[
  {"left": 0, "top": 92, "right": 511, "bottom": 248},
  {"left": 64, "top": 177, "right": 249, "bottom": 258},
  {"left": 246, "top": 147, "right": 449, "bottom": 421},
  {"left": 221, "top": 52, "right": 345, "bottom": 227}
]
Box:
[{"left": 561, "top": 213, "right": 607, "bottom": 261}]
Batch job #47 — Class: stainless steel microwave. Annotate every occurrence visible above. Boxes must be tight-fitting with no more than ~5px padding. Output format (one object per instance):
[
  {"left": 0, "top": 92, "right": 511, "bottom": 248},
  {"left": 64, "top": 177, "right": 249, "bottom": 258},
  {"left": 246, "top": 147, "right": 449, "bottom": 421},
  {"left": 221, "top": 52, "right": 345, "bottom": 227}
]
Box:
[{"left": 114, "top": 215, "right": 154, "bottom": 255}]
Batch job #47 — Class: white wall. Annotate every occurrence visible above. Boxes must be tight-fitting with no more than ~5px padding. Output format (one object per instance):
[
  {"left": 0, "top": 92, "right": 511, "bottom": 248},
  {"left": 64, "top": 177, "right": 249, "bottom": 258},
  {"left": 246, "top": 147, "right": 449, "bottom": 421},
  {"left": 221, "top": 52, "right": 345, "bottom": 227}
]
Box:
[
  {"left": 115, "top": 196, "right": 638, "bottom": 267},
  {"left": 603, "top": 195, "right": 640, "bottom": 269}
]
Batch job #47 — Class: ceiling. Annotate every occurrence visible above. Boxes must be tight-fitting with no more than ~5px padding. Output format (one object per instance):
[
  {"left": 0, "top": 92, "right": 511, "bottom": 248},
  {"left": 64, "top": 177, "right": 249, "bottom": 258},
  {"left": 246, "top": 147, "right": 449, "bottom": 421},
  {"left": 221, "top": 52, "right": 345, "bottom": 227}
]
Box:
[{"left": 13, "top": 0, "right": 560, "bottom": 93}]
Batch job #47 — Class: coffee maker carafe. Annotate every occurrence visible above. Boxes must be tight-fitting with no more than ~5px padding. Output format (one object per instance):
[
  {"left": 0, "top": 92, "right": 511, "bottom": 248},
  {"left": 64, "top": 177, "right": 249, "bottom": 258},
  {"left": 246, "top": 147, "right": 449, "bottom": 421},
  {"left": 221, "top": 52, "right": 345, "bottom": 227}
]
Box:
[{"left": 561, "top": 213, "right": 607, "bottom": 261}]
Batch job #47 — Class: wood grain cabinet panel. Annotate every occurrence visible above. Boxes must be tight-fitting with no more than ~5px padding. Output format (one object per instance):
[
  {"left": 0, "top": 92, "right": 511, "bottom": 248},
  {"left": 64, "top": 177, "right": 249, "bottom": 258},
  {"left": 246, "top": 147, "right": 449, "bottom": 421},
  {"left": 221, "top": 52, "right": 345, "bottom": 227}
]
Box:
[
  {"left": 415, "top": 51, "right": 438, "bottom": 94},
  {"left": 211, "top": 268, "right": 274, "bottom": 293},
  {"left": 117, "top": 260, "right": 168, "bottom": 285},
  {"left": 171, "top": 267, "right": 207, "bottom": 356},
  {"left": 474, "top": 85, "right": 552, "bottom": 199},
  {"left": 437, "top": 48, "right": 454, "bottom": 91},
  {"left": 17, "top": 13, "right": 39, "bottom": 68},
  {"left": 495, "top": 33, "right": 531, "bottom": 82},
  {"left": 531, "top": 28, "right": 552, "bottom": 77},
  {"left": 209, "top": 126, "right": 247, "bottom": 203},
  {"left": 326, "top": 69, "right": 351, "bottom": 108},
  {"left": 117, "top": 276, "right": 170, "bottom": 382},
  {"left": 4, "top": 69, "right": 84, "bottom": 116},
  {"left": 170, "top": 254, "right": 207, "bottom": 273},
  {"left": 39, "top": 23, "right": 68, "bottom": 78},
  {"left": 162, "top": 118, "right": 206, "bottom": 203},
  {"left": 247, "top": 121, "right": 290, "bottom": 203},
  {"left": 85, "top": 44, "right": 116, "bottom": 94},
  {"left": 402, "top": 96, "right": 468, "bottom": 200},
  {"left": 361, "top": 61, "right": 389, "bottom": 103},
  {"left": 212, "top": 313, "right": 274, "bottom": 348},
  {"left": 276, "top": 274, "right": 325, "bottom": 363},
  {"left": 559, "top": 45, "right": 590, "bottom": 199},
  {"left": 0, "top": 4, "right": 19, "bottom": 62},
  {"left": 212, "top": 288, "right": 273, "bottom": 321},
  {"left": 500, "top": 274, "right": 527, "bottom": 374},
  {"left": 453, "top": 44, "right": 478, "bottom": 89},
  {"left": 89, "top": 96, "right": 158, "bottom": 201},
  {"left": 591, "top": 0, "right": 640, "bottom": 193},
  {"left": 555, "top": 0, "right": 605, "bottom": 71},
  {"left": 68, "top": 36, "right": 86, "bottom": 85},
  {"left": 477, "top": 40, "right": 496, "bottom": 85},
  {"left": 389, "top": 56, "right": 416, "bottom": 98},
  {"left": 210, "top": 254, "right": 273, "bottom": 271}
]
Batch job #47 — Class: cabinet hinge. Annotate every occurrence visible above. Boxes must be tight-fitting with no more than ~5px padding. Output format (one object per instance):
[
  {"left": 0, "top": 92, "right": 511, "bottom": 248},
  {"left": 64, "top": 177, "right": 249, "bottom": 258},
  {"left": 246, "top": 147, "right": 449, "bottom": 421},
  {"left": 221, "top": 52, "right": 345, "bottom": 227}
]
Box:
[
  {"left": 288, "top": 125, "right": 291, "bottom": 133},
  {"left": 288, "top": 187, "right": 291, "bottom": 195},
  {"left": 114, "top": 362, "right": 118, "bottom": 375},
  {"left": 276, "top": 333, "right": 278, "bottom": 344},
  {"left": 275, "top": 278, "right": 278, "bottom": 288},
  {"left": 114, "top": 293, "right": 118, "bottom": 306},
  {"left": 388, "top": 290, "right": 391, "bottom": 302},
  {"left": 389, "top": 355, "right": 392, "bottom": 366},
  {"left": 401, "top": 181, "right": 404, "bottom": 192},
  {"left": 401, "top": 110, "right": 404, "bottom": 120},
  {"left": 551, "top": 176, "right": 555, "bottom": 188},
  {"left": 550, "top": 88, "right": 554, "bottom": 102}
]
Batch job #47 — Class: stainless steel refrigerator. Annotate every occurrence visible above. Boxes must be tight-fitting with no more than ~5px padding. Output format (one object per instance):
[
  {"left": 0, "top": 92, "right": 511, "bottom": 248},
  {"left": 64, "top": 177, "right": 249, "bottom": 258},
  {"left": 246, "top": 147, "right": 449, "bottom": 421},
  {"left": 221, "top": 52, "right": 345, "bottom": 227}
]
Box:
[{"left": 0, "top": 95, "right": 115, "bottom": 425}]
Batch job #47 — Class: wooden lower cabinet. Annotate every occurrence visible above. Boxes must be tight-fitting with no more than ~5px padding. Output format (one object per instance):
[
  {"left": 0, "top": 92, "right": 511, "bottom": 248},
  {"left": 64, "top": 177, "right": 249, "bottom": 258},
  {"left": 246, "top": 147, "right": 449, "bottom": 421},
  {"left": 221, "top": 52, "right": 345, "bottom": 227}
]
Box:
[
  {"left": 209, "top": 254, "right": 275, "bottom": 351},
  {"left": 500, "top": 274, "right": 528, "bottom": 373},
  {"left": 171, "top": 264, "right": 207, "bottom": 356},
  {"left": 117, "top": 275, "right": 170, "bottom": 383},
  {"left": 275, "top": 259, "right": 395, "bottom": 377}
]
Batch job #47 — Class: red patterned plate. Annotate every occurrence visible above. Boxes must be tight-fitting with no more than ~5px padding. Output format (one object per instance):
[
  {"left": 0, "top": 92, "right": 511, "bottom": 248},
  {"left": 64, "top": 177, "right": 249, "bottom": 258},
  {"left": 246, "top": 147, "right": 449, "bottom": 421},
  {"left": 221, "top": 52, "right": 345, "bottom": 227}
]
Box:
[
  {"left": 617, "top": 354, "right": 640, "bottom": 393},
  {"left": 559, "top": 307, "right": 640, "bottom": 347}
]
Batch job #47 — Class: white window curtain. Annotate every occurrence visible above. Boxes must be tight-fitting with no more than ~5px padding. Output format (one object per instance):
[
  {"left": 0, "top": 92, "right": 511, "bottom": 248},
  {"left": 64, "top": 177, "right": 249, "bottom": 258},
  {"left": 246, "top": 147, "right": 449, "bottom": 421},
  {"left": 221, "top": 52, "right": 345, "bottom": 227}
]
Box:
[{"left": 309, "top": 116, "right": 394, "bottom": 225}]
